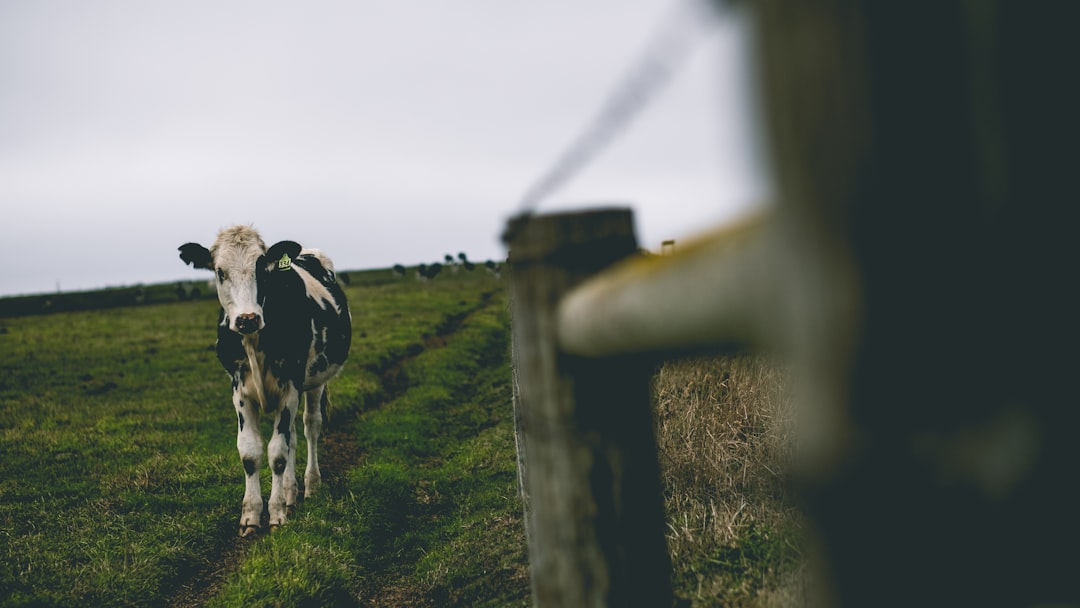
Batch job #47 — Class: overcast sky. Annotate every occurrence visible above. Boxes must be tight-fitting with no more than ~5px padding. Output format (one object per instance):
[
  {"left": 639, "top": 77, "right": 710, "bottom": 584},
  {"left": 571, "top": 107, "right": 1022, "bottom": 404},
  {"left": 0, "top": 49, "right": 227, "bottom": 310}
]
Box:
[{"left": 0, "top": 0, "right": 771, "bottom": 297}]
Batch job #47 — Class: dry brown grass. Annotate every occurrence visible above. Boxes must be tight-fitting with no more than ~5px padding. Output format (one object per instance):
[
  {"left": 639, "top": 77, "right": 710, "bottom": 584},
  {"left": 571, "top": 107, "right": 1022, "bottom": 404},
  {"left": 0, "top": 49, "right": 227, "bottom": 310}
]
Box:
[{"left": 652, "top": 354, "right": 810, "bottom": 607}]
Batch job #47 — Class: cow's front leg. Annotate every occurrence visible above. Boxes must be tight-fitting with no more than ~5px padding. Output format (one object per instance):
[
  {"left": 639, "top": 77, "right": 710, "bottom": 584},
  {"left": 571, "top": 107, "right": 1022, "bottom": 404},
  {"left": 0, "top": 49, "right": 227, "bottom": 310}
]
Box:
[
  {"left": 235, "top": 393, "right": 263, "bottom": 537},
  {"left": 302, "top": 385, "right": 327, "bottom": 498},
  {"left": 268, "top": 386, "right": 300, "bottom": 529}
]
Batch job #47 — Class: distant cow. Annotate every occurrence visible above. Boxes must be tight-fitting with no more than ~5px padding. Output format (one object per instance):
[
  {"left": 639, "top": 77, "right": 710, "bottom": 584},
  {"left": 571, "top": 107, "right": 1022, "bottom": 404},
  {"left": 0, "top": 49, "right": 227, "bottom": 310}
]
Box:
[
  {"left": 179, "top": 225, "right": 351, "bottom": 536},
  {"left": 459, "top": 252, "right": 476, "bottom": 272},
  {"left": 424, "top": 262, "right": 443, "bottom": 280},
  {"left": 415, "top": 262, "right": 443, "bottom": 281}
]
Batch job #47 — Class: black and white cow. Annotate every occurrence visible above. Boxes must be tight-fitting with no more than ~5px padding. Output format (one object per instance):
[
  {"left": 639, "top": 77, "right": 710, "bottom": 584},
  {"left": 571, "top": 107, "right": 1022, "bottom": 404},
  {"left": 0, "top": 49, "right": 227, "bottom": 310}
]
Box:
[{"left": 179, "top": 225, "right": 351, "bottom": 536}]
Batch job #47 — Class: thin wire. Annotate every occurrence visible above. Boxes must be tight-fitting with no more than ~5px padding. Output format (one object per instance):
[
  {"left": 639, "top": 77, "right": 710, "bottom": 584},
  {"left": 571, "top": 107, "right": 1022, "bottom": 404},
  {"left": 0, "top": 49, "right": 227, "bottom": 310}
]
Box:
[{"left": 507, "top": 0, "right": 719, "bottom": 244}]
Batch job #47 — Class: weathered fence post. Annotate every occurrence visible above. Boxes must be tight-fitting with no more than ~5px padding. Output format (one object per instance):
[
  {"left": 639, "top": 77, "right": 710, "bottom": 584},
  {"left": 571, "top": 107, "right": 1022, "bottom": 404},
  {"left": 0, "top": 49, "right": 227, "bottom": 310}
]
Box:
[{"left": 505, "top": 208, "right": 673, "bottom": 607}]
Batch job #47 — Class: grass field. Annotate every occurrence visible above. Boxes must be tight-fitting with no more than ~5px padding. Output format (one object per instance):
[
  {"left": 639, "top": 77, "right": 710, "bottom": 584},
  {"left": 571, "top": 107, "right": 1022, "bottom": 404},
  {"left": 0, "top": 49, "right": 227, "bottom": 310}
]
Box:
[{"left": 0, "top": 268, "right": 805, "bottom": 607}]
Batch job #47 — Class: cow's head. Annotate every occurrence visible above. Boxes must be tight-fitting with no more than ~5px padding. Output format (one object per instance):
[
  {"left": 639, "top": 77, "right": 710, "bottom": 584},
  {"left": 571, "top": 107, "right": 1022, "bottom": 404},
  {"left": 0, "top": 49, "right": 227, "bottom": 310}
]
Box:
[{"left": 179, "top": 225, "right": 273, "bottom": 335}]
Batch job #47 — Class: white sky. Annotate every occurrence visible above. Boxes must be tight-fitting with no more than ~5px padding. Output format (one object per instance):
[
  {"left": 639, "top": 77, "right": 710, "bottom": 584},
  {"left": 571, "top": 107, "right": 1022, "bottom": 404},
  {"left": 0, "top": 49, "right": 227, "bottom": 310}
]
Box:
[{"left": 0, "top": 0, "right": 771, "bottom": 297}]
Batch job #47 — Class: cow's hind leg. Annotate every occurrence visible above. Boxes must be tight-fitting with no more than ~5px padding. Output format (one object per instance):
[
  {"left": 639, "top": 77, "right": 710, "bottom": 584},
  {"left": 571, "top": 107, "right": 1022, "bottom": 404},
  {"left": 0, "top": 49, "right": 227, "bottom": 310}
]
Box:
[
  {"left": 302, "top": 384, "right": 328, "bottom": 498},
  {"left": 268, "top": 386, "right": 300, "bottom": 529},
  {"left": 235, "top": 393, "right": 263, "bottom": 537}
]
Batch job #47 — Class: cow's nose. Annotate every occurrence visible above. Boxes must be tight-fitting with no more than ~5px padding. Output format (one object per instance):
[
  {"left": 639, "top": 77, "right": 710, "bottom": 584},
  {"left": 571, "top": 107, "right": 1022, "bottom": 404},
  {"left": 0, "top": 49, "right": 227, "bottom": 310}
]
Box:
[{"left": 236, "top": 313, "right": 261, "bottom": 334}]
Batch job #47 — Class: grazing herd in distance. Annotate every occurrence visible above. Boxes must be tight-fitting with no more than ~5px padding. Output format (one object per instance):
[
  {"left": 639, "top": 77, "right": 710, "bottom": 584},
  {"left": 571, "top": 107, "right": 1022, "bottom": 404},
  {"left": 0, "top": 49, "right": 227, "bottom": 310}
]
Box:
[{"left": 393, "top": 252, "right": 502, "bottom": 281}]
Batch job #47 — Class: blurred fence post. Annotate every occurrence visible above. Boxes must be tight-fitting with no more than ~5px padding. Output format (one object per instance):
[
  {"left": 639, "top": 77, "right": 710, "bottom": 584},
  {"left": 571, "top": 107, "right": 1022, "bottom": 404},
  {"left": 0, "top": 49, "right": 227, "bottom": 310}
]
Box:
[
  {"left": 749, "top": 1, "right": 1080, "bottom": 605},
  {"left": 505, "top": 208, "right": 672, "bottom": 607}
]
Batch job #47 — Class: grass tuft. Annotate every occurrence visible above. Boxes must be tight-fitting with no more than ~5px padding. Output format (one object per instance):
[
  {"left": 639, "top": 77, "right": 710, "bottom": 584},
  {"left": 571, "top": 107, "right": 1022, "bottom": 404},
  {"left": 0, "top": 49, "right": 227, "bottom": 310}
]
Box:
[{"left": 653, "top": 355, "right": 808, "bottom": 606}]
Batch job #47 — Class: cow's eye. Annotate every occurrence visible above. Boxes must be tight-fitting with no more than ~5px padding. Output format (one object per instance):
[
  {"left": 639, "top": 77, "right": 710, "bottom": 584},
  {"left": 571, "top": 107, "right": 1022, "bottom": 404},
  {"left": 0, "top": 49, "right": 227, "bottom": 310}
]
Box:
[{"left": 217, "top": 268, "right": 227, "bottom": 283}]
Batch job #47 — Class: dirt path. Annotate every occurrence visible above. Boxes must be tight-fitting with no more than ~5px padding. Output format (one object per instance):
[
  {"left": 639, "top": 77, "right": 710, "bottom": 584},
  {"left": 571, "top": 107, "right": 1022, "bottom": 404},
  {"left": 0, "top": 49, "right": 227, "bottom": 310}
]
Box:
[
  {"left": 169, "top": 421, "right": 369, "bottom": 608},
  {"left": 167, "top": 533, "right": 255, "bottom": 608},
  {"left": 166, "top": 294, "right": 495, "bottom": 607},
  {"left": 350, "top": 300, "right": 494, "bottom": 607}
]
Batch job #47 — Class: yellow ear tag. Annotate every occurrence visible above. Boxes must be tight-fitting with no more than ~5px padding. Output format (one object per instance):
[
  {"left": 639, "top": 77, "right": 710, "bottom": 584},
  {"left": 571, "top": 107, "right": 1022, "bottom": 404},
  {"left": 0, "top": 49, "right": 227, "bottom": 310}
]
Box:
[{"left": 277, "top": 252, "right": 292, "bottom": 271}]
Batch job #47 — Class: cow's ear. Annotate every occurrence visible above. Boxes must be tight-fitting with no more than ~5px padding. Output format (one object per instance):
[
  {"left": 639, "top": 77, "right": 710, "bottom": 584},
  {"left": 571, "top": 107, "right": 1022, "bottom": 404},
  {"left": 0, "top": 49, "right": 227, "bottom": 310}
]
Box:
[
  {"left": 178, "top": 243, "right": 213, "bottom": 270},
  {"left": 265, "top": 240, "right": 303, "bottom": 273}
]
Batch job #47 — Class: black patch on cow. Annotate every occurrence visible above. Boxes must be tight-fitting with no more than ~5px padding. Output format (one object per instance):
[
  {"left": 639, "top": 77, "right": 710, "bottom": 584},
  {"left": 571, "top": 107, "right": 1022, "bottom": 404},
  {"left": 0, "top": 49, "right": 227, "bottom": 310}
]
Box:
[
  {"left": 272, "top": 457, "right": 287, "bottom": 475},
  {"left": 230, "top": 365, "right": 250, "bottom": 393},
  {"left": 217, "top": 309, "right": 247, "bottom": 372},
  {"left": 238, "top": 411, "right": 245, "bottom": 432},
  {"left": 276, "top": 371, "right": 292, "bottom": 392},
  {"left": 243, "top": 458, "right": 257, "bottom": 476},
  {"left": 178, "top": 242, "right": 213, "bottom": 270},
  {"left": 308, "top": 354, "right": 329, "bottom": 377},
  {"left": 263, "top": 240, "right": 303, "bottom": 274},
  {"left": 277, "top": 408, "right": 292, "bottom": 448},
  {"left": 252, "top": 250, "right": 352, "bottom": 392}
]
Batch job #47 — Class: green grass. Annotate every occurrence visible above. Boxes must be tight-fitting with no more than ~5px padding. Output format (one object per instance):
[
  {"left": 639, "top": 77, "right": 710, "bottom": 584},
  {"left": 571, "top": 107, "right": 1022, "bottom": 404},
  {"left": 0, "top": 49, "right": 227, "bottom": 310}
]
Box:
[
  {"left": 0, "top": 272, "right": 526, "bottom": 607},
  {"left": 0, "top": 299, "right": 237, "bottom": 607},
  {"left": 670, "top": 521, "right": 804, "bottom": 605},
  {"left": 1, "top": 271, "right": 804, "bottom": 607}
]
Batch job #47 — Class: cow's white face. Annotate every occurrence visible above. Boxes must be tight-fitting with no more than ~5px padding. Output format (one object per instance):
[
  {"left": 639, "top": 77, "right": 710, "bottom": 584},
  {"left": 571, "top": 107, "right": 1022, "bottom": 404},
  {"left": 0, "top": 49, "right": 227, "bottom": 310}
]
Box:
[{"left": 210, "top": 227, "right": 267, "bottom": 335}]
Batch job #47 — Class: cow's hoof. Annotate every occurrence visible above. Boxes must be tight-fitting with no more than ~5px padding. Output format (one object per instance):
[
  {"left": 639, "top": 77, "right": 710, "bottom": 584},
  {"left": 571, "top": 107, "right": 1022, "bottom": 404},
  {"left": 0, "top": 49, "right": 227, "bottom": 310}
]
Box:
[
  {"left": 286, "top": 504, "right": 296, "bottom": 518},
  {"left": 269, "top": 524, "right": 281, "bottom": 534},
  {"left": 239, "top": 525, "right": 260, "bottom": 538}
]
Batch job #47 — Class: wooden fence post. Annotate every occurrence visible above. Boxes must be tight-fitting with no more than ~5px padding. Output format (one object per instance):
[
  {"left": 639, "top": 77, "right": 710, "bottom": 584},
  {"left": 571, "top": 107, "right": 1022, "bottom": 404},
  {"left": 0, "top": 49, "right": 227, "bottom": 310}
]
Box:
[{"left": 505, "top": 208, "right": 673, "bottom": 607}]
